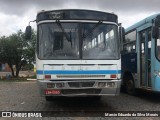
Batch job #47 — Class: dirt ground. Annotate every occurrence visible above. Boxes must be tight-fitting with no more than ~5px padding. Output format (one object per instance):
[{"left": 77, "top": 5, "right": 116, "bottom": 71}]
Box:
[
  {"left": 0, "top": 82, "right": 160, "bottom": 119},
  {"left": 0, "top": 71, "right": 35, "bottom": 78}
]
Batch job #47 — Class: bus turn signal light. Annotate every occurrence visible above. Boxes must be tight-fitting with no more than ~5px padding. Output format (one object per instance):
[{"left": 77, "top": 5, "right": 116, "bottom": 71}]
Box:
[
  {"left": 110, "top": 74, "right": 116, "bottom": 78},
  {"left": 45, "top": 75, "right": 51, "bottom": 79}
]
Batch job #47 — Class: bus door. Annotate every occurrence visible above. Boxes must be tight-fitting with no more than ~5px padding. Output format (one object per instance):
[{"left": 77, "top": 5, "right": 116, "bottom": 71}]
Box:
[{"left": 139, "top": 29, "right": 151, "bottom": 88}]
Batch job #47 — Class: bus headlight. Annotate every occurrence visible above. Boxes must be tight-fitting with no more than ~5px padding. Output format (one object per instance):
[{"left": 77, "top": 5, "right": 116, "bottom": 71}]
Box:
[
  {"left": 106, "top": 82, "right": 116, "bottom": 88},
  {"left": 47, "top": 83, "right": 65, "bottom": 88},
  {"left": 47, "top": 83, "right": 55, "bottom": 88},
  {"left": 98, "top": 82, "right": 117, "bottom": 88},
  {"left": 56, "top": 83, "right": 65, "bottom": 88},
  {"left": 98, "top": 82, "right": 106, "bottom": 88}
]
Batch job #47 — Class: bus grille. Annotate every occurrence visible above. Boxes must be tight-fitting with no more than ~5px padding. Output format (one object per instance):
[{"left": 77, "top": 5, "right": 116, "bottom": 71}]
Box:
[
  {"left": 61, "top": 89, "right": 101, "bottom": 95},
  {"left": 56, "top": 75, "right": 105, "bottom": 78},
  {"left": 68, "top": 82, "right": 95, "bottom": 88}
]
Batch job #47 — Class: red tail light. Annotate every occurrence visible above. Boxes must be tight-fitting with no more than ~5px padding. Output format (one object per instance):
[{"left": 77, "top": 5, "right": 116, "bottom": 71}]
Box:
[
  {"left": 45, "top": 75, "right": 51, "bottom": 79},
  {"left": 110, "top": 74, "right": 116, "bottom": 78}
]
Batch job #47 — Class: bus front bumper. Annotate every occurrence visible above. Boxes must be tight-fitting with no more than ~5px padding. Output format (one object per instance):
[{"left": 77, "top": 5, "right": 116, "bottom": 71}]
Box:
[{"left": 37, "top": 80, "right": 121, "bottom": 96}]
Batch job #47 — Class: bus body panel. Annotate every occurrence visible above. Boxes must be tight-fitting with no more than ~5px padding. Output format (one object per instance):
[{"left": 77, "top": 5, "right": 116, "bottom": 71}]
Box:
[
  {"left": 36, "top": 59, "right": 121, "bottom": 96},
  {"left": 122, "top": 13, "right": 160, "bottom": 92},
  {"left": 37, "top": 80, "right": 121, "bottom": 96},
  {"left": 121, "top": 52, "right": 137, "bottom": 73}
]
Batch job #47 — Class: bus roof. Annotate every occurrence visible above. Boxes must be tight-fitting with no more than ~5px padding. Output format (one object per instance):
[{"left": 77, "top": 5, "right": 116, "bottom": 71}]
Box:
[
  {"left": 36, "top": 9, "right": 118, "bottom": 23},
  {"left": 125, "top": 13, "right": 160, "bottom": 33},
  {"left": 37, "top": 9, "right": 117, "bottom": 16}
]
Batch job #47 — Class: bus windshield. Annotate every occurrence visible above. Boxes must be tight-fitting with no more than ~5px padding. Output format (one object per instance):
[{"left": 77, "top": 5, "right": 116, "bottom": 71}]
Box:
[{"left": 38, "top": 22, "right": 119, "bottom": 60}]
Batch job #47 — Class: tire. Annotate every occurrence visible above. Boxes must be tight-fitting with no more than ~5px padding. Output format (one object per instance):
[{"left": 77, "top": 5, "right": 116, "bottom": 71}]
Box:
[
  {"left": 45, "top": 96, "right": 53, "bottom": 101},
  {"left": 124, "top": 75, "right": 137, "bottom": 95},
  {"left": 124, "top": 74, "right": 136, "bottom": 95}
]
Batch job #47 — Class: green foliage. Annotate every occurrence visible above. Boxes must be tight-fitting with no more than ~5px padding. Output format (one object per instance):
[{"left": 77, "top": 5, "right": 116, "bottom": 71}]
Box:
[
  {"left": 21, "top": 64, "right": 34, "bottom": 71},
  {"left": 0, "top": 29, "right": 36, "bottom": 77}
]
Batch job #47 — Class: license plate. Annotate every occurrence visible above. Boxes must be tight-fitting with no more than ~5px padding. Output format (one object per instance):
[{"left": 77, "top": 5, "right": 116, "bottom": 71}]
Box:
[{"left": 45, "top": 90, "right": 61, "bottom": 95}]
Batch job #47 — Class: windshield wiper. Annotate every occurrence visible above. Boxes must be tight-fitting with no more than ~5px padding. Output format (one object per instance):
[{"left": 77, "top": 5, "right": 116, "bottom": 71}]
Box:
[
  {"left": 56, "top": 20, "right": 71, "bottom": 43},
  {"left": 82, "top": 21, "right": 103, "bottom": 39}
]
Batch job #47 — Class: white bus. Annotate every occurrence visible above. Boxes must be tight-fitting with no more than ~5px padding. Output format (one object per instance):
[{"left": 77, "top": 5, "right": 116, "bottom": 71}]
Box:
[{"left": 25, "top": 9, "right": 123, "bottom": 101}]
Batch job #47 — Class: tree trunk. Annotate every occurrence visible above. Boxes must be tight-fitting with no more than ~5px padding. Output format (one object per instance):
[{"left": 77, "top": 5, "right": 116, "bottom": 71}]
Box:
[
  {"left": 8, "top": 64, "right": 15, "bottom": 77},
  {"left": 16, "top": 70, "right": 19, "bottom": 77},
  {"left": 16, "top": 64, "right": 22, "bottom": 77}
]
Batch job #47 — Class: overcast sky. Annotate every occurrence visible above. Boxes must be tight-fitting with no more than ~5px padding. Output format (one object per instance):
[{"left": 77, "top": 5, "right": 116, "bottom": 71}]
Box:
[{"left": 0, "top": 0, "right": 160, "bottom": 36}]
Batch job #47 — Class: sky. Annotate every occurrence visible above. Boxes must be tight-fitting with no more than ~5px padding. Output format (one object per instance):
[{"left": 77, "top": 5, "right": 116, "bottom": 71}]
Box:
[{"left": 0, "top": 0, "right": 160, "bottom": 36}]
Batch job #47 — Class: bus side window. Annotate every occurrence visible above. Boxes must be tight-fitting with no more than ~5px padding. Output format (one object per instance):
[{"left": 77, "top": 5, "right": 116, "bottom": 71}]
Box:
[
  {"left": 158, "top": 46, "right": 160, "bottom": 59},
  {"left": 123, "top": 45, "right": 128, "bottom": 53},
  {"left": 132, "top": 45, "right": 136, "bottom": 52},
  {"left": 123, "top": 42, "right": 136, "bottom": 54},
  {"left": 122, "top": 30, "right": 136, "bottom": 54},
  {"left": 157, "top": 40, "right": 160, "bottom": 60}
]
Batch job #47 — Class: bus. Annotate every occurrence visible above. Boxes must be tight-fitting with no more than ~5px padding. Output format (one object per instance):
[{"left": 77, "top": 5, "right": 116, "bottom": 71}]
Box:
[
  {"left": 121, "top": 14, "right": 160, "bottom": 95},
  {"left": 25, "top": 9, "right": 123, "bottom": 101}
]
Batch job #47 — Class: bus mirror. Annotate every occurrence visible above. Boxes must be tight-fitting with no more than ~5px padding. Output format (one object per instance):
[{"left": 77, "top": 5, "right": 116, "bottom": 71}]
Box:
[
  {"left": 25, "top": 26, "right": 32, "bottom": 39},
  {"left": 152, "top": 26, "right": 159, "bottom": 39},
  {"left": 122, "top": 27, "right": 125, "bottom": 43},
  {"left": 119, "top": 27, "right": 125, "bottom": 50}
]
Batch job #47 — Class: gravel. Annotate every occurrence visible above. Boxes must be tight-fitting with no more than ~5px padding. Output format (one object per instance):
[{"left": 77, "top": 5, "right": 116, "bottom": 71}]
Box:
[{"left": 0, "top": 82, "right": 160, "bottom": 120}]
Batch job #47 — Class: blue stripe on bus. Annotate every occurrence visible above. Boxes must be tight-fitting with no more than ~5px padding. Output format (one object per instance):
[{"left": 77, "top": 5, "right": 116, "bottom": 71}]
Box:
[{"left": 36, "top": 70, "right": 121, "bottom": 75}]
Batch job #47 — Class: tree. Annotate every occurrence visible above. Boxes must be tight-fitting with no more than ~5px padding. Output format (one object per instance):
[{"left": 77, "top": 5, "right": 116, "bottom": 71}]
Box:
[{"left": 0, "top": 30, "right": 36, "bottom": 77}]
